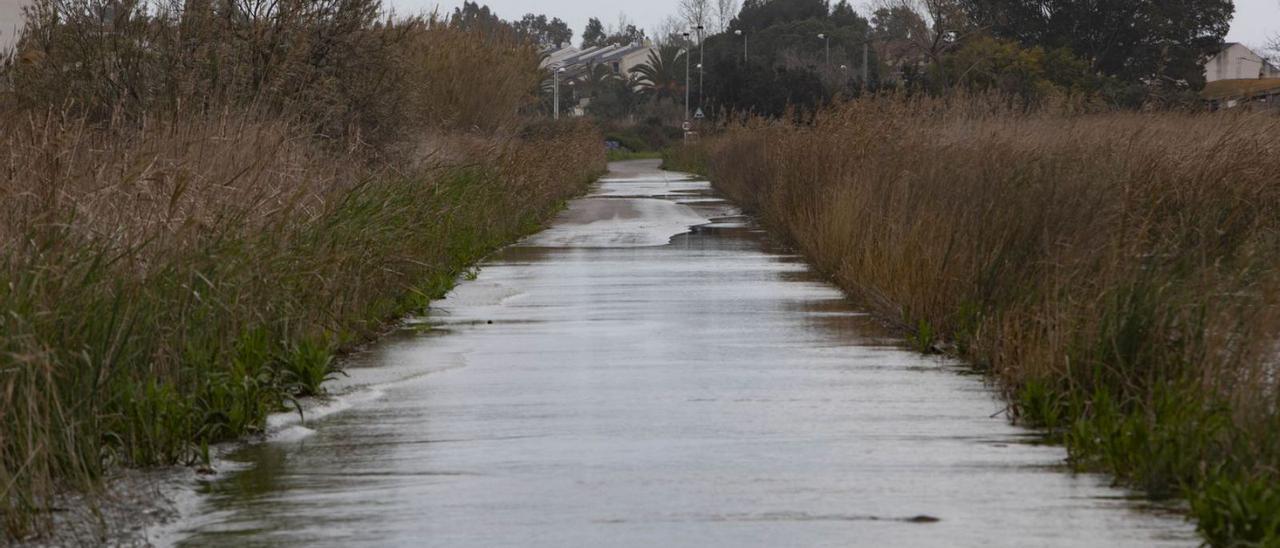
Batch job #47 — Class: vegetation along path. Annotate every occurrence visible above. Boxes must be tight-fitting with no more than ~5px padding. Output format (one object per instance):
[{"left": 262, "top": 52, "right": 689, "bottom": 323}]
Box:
[{"left": 167, "top": 160, "right": 1196, "bottom": 547}]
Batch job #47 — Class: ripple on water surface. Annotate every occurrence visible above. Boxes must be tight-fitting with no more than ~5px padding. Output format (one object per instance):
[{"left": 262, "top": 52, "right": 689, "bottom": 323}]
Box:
[{"left": 170, "top": 160, "right": 1196, "bottom": 548}]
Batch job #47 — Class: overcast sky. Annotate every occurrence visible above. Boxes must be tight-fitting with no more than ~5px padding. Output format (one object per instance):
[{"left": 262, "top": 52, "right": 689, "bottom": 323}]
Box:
[
  {"left": 2, "top": 1, "right": 1277, "bottom": 53},
  {"left": 395, "top": 0, "right": 1280, "bottom": 49}
]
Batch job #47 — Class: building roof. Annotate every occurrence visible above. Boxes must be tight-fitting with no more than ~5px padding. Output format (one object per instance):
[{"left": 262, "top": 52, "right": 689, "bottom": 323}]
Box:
[
  {"left": 1201, "top": 78, "right": 1280, "bottom": 100},
  {"left": 542, "top": 46, "right": 580, "bottom": 65},
  {"left": 543, "top": 43, "right": 651, "bottom": 72}
]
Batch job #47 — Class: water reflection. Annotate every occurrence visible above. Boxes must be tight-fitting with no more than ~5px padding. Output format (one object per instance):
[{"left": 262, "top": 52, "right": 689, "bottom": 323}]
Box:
[{"left": 173, "top": 160, "right": 1195, "bottom": 547}]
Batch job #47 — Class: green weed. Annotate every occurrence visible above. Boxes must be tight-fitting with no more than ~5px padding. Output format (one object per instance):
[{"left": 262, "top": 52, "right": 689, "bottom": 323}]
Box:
[
  {"left": 1193, "top": 474, "right": 1280, "bottom": 546},
  {"left": 909, "top": 319, "right": 936, "bottom": 354},
  {"left": 279, "top": 338, "right": 341, "bottom": 398}
]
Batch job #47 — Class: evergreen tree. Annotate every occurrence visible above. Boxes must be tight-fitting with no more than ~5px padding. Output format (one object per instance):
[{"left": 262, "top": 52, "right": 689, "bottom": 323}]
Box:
[
  {"left": 960, "top": 0, "right": 1233, "bottom": 89},
  {"left": 582, "top": 17, "right": 607, "bottom": 48},
  {"left": 515, "top": 14, "right": 573, "bottom": 47}
]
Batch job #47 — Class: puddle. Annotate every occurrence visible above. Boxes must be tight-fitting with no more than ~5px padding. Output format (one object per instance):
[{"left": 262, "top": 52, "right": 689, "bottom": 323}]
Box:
[{"left": 168, "top": 159, "right": 1196, "bottom": 547}]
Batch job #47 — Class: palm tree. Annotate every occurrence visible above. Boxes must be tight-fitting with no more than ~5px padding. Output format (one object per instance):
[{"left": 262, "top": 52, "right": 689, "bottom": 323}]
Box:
[
  {"left": 630, "top": 45, "right": 687, "bottom": 101},
  {"left": 584, "top": 63, "right": 622, "bottom": 93}
]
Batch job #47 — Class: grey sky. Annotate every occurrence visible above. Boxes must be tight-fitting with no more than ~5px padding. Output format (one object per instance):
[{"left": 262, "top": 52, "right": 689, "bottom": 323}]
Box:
[
  {"left": 397, "top": 0, "right": 1280, "bottom": 49},
  {"left": 2, "top": 0, "right": 1277, "bottom": 53}
]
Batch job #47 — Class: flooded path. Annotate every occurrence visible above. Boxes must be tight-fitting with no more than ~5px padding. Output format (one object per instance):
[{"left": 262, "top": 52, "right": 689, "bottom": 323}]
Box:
[{"left": 172, "top": 160, "right": 1195, "bottom": 547}]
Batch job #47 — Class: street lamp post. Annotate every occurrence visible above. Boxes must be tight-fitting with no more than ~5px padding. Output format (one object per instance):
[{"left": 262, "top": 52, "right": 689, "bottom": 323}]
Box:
[
  {"left": 552, "top": 66, "right": 565, "bottom": 120},
  {"left": 734, "top": 29, "right": 746, "bottom": 63},
  {"left": 682, "top": 30, "right": 691, "bottom": 120},
  {"left": 696, "top": 24, "right": 705, "bottom": 110},
  {"left": 818, "top": 33, "right": 830, "bottom": 67},
  {"left": 696, "top": 63, "right": 704, "bottom": 110},
  {"left": 814, "top": 33, "right": 874, "bottom": 89}
]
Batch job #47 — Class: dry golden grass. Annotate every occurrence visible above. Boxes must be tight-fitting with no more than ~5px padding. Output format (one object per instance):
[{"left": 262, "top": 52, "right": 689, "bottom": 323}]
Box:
[
  {"left": 681, "top": 99, "right": 1280, "bottom": 545},
  {"left": 0, "top": 0, "right": 605, "bottom": 538},
  {"left": 0, "top": 113, "right": 602, "bottom": 540}
]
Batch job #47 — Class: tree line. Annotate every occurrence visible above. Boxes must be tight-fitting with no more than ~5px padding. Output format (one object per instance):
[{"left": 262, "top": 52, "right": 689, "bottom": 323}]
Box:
[{"left": 453, "top": 0, "right": 1239, "bottom": 124}]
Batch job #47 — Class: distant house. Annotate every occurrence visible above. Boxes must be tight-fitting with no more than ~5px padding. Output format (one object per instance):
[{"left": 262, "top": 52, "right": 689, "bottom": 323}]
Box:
[
  {"left": 540, "top": 42, "right": 656, "bottom": 116},
  {"left": 1204, "top": 43, "right": 1280, "bottom": 82},
  {"left": 1201, "top": 43, "right": 1280, "bottom": 110},
  {"left": 541, "top": 42, "right": 656, "bottom": 80}
]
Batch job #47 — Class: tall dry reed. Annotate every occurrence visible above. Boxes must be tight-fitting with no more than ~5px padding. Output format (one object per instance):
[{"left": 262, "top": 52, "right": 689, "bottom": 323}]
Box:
[
  {"left": 683, "top": 99, "right": 1280, "bottom": 546},
  {"left": 0, "top": 112, "right": 602, "bottom": 540},
  {"left": 0, "top": 0, "right": 605, "bottom": 538},
  {"left": 6, "top": 0, "right": 546, "bottom": 150}
]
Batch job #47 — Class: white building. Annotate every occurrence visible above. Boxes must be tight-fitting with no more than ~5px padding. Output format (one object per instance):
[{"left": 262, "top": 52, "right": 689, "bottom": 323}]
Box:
[
  {"left": 1204, "top": 42, "right": 1280, "bottom": 82},
  {"left": 1, "top": 0, "right": 28, "bottom": 54},
  {"left": 540, "top": 42, "right": 658, "bottom": 116},
  {"left": 541, "top": 42, "right": 656, "bottom": 80}
]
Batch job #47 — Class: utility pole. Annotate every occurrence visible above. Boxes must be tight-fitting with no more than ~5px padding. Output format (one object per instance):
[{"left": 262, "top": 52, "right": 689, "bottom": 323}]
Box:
[
  {"left": 818, "top": 33, "right": 830, "bottom": 67},
  {"left": 735, "top": 29, "right": 746, "bottom": 63}
]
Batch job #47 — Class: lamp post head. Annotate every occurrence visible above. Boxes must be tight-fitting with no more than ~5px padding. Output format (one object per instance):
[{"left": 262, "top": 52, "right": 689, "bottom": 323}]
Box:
[
  {"left": 734, "top": 29, "right": 742, "bottom": 36},
  {"left": 840, "top": 64, "right": 848, "bottom": 70},
  {"left": 818, "top": 33, "right": 826, "bottom": 39}
]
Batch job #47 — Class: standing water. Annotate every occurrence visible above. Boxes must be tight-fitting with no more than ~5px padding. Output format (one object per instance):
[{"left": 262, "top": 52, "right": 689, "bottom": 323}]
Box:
[{"left": 170, "top": 160, "right": 1195, "bottom": 547}]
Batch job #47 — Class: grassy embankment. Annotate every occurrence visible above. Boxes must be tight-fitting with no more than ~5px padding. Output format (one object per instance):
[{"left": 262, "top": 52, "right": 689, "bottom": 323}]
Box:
[
  {"left": 0, "top": 0, "right": 602, "bottom": 538},
  {"left": 667, "top": 100, "right": 1280, "bottom": 546}
]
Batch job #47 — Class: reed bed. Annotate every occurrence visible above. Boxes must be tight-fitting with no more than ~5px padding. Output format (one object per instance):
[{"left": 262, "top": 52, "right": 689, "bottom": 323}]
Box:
[
  {"left": 0, "top": 0, "right": 604, "bottom": 538},
  {"left": 675, "top": 100, "right": 1280, "bottom": 546}
]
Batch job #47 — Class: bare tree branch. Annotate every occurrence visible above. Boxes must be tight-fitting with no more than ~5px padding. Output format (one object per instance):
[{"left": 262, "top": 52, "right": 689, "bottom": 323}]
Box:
[
  {"left": 715, "top": 0, "right": 738, "bottom": 33},
  {"left": 678, "top": 0, "right": 711, "bottom": 33}
]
